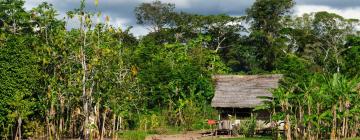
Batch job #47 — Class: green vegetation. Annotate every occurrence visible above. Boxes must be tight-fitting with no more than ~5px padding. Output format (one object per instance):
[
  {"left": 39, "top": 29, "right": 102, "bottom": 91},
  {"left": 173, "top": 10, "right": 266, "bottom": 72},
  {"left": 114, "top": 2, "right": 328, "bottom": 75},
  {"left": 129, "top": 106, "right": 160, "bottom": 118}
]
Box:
[
  {"left": 0, "top": 0, "right": 360, "bottom": 139},
  {"left": 119, "top": 130, "right": 149, "bottom": 140}
]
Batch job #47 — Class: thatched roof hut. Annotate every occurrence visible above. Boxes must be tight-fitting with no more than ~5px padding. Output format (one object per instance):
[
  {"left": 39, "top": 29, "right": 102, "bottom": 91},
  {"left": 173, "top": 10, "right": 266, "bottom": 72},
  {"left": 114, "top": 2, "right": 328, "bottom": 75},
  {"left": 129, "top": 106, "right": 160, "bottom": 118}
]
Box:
[{"left": 211, "top": 74, "right": 282, "bottom": 109}]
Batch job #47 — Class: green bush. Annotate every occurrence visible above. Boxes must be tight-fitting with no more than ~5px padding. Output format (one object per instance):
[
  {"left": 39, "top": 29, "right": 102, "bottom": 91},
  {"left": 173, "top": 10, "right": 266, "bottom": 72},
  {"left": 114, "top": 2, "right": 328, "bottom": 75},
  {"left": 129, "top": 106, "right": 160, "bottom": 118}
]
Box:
[{"left": 239, "top": 115, "right": 257, "bottom": 137}]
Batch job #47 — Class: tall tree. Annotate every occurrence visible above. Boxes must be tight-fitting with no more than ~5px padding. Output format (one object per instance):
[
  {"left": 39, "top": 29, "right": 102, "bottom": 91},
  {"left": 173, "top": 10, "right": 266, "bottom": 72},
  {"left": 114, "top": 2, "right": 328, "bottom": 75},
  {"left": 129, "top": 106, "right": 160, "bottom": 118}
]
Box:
[
  {"left": 286, "top": 12, "right": 358, "bottom": 74},
  {"left": 246, "top": 0, "right": 294, "bottom": 71},
  {"left": 312, "top": 12, "right": 357, "bottom": 73},
  {"left": 0, "top": 0, "right": 32, "bottom": 34},
  {"left": 0, "top": 35, "right": 40, "bottom": 140},
  {"left": 134, "top": 0, "right": 175, "bottom": 32}
]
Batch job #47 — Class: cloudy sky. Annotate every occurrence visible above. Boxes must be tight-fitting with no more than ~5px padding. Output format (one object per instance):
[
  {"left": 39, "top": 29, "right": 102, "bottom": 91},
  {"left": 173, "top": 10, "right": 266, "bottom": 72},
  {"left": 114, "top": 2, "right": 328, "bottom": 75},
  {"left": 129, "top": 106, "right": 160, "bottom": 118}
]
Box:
[{"left": 24, "top": 0, "right": 360, "bottom": 36}]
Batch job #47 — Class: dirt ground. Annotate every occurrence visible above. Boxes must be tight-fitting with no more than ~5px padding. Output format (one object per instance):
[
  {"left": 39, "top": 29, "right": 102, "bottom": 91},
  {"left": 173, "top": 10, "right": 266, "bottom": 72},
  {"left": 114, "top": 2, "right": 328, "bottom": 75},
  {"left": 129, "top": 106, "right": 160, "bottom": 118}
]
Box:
[
  {"left": 144, "top": 131, "right": 234, "bottom": 140},
  {"left": 145, "top": 131, "right": 210, "bottom": 140}
]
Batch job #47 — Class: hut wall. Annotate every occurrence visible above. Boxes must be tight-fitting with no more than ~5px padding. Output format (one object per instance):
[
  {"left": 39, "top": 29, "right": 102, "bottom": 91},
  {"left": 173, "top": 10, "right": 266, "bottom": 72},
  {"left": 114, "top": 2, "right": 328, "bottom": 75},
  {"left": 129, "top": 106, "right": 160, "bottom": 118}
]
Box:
[{"left": 217, "top": 108, "right": 271, "bottom": 130}]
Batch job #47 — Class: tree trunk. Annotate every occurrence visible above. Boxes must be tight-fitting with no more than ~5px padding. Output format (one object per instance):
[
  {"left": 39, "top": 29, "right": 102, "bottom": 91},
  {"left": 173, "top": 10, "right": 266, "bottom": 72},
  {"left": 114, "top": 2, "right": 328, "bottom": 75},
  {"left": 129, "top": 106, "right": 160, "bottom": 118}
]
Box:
[
  {"left": 100, "top": 111, "right": 107, "bottom": 140},
  {"left": 294, "top": 117, "right": 299, "bottom": 139},
  {"left": 59, "top": 117, "right": 64, "bottom": 136},
  {"left": 307, "top": 104, "right": 312, "bottom": 139},
  {"left": 69, "top": 110, "right": 73, "bottom": 138},
  {"left": 74, "top": 119, "right": 77, "bottom": 138},
  {"left": 46, "top": 113, "right": 52, "bottom": 140},
  {"left": 95, "top": 103, "right": 100, "bottom": 135},
  {"left": 52, "top": 120, "right": 57, "bottom": 140},
  {"left": 283, "top": 97, "right": 291, "bottom": 140},
  {"left": 351, "top": 116, "right": 358, "bottom": 137},
  {"left": 82, "top": 65, "right": 89, "bottom": 140},
  {"left": 331, "top": 105, "right": 337, "bottom": 140},
  {"left": 15, "top": 116, "right": 22, "bottom": 140},
  {"left": 80, "top": 11, "right": 90, "bottom": 140},
  {"left": 285, "top": 113, "right": 292, "bottom": 140},
  {"left": 112, "top": 114, "right": 116, "bottom": 140},
  {"left": 343, "top": 106, "right": 349, "bottom": 138},
  {"left": 342, "top": 114, "right": 346, "bottom": 138},
  {"left": 59, "top": 95, "right": 65, "bottom": 136},
  {"left": 116, "top": 116, "right": 119, "bottom": 131},
  {"left": 119, "top": 116, "right": 122, "bottom": 132},
  {"left": 316, "top": 103, "right": 321, "bottom": 139},
  {"left": 50, "top": 101, "right": 56, "bottom": 140},
  {"left": 299, "top": 105, "right": 304, "bottom": 138},
  {"left": 271, "top": 107, "right": 277, "bottom": 140}
]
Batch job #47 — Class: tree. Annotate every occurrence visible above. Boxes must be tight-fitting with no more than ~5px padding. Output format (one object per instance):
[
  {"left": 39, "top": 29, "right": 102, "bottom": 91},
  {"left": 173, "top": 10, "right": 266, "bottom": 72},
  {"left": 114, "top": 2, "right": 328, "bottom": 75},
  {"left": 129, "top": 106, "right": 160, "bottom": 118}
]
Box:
[
  {"left": 128, "top": 36, "right": 225, "bottom": 126},
  {"left": 134, "top": 0, "right": 175, "bottom": 32},
  {"left": 0, "top": 35, "right": 40, "bottom": 139},
  {"left": 343, "top": 36, "right": 360, "bottom": 77},
  {"left": 223, "top": 44, "right": 260, "bottom": 73},
  {"left": 312, "top": 12, "right": 357, "bottom": 73},
  {"left": 173, "top": 13, "right": 244, "bottom": 51},
  {"left": 247, "top": 0, "right": 294, "bottom": 36},
  {"left": 246, "top": 0, "right": 294, "bottom": 71},
  {"left": 0, "top": 0, "right": 33, "bottom": 34},
  {"left": 286, "top": 12, "right": 358, "bottom": 74}
]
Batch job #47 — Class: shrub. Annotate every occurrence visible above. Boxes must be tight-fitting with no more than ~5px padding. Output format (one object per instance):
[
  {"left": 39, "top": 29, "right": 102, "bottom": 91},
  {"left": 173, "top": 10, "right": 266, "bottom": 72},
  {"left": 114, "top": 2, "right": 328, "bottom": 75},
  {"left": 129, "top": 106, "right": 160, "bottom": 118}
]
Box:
[{"left": 239, "top": 115, "right": 257, "bottom": 137}]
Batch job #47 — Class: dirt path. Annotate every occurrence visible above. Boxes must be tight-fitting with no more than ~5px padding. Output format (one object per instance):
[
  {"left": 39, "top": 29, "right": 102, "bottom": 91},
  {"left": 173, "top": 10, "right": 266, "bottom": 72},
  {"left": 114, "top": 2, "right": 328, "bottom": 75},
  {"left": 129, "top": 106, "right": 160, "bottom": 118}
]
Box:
[{"left": 145, "top": 131, "right": 213, "bottom": 140}]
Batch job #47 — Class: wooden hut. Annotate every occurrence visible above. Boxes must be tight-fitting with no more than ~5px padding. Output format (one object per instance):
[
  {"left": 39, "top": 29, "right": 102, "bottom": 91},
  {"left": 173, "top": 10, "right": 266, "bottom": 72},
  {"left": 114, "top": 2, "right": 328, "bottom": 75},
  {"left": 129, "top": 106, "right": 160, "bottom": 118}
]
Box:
[{"left": 211, "top": 74, "right": 282, "bottom": 131}]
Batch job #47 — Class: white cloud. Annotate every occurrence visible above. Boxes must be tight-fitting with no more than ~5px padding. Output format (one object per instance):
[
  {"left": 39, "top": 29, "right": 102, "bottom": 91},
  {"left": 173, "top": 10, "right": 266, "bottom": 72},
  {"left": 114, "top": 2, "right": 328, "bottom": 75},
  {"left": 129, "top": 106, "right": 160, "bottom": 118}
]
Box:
[
  {"left": 111, "top": 17, "right": 131, "bottom": 26},
  {"left": 294, "top": 5, "right": 360, "bottom": 19},
  {"left": 24, "top": 0, "right": 66, "bottom": 10},
  {"left": 24, "top": 0, "right": 41, "bottom": 10},
  {"left": 109, "top": 17, "right": 149, "bottom": 36},
  {"left": 130, "top": 25, "right": 149, "bottom": 37},
  {"left": 161, "top": 0, "right": 191, "bottom": 8}
]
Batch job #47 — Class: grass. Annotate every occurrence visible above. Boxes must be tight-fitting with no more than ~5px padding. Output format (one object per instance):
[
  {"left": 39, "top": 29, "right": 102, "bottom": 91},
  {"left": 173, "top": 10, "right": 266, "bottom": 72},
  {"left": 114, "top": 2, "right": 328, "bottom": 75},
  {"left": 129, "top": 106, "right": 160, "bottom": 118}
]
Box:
[
  {"left": 118, "top": 127, "right": 185, "bottom": 140},
  {"left": 118, "top": 130, "right": 149, "bottom": 140}
]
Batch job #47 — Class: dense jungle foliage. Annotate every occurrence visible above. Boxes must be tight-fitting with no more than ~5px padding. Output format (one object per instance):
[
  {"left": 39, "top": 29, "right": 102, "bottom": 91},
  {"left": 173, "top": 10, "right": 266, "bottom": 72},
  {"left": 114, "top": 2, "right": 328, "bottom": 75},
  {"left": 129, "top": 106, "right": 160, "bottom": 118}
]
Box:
[{"left": 0, "top": 0, "right": 360, "bottom": 139}]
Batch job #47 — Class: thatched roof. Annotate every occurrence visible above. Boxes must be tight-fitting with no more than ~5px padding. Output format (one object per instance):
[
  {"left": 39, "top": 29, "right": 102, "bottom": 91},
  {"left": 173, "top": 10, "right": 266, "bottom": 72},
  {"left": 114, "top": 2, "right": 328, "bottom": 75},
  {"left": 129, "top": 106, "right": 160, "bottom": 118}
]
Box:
[{"left": 211, "top": 74, "right": 282, "bottom": 108}]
